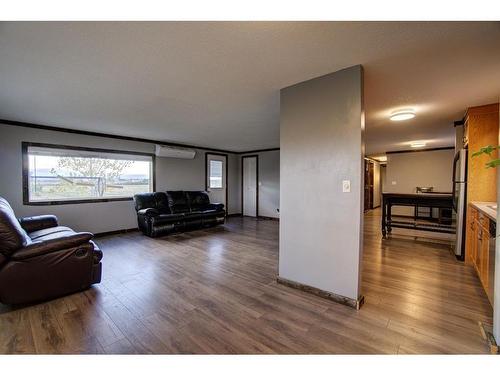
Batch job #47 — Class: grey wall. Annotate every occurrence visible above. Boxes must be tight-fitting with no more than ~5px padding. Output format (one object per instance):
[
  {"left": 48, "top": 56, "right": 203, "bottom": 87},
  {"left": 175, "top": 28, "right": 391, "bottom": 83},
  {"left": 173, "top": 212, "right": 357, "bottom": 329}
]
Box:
[
  {"left": 279, "top": 65, "right": 364, "bottom": 301},
  {"left": 385, "top": 148, "right": 454, "bottom": 216},
  {"left": 381, "top": 164, "right": 387, "bottom": 193},
  {"left": 0, "top": 123, "right": 240, "bottom": 233},
  {"left": 227, "top": 153, "right": 241, "bottom": 215},
  {"left": 385, "top": 149, "right": 454, "bottom": 194},
  {"left": 257, "top": 150, "right": 280, "bottom": 218}
]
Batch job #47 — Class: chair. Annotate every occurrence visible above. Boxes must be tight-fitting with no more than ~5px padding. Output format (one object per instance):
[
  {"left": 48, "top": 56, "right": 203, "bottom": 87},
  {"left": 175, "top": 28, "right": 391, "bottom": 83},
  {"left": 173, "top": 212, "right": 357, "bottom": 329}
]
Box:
[{"left": 0, "top": 197, "right": 102, "bottom": 304}]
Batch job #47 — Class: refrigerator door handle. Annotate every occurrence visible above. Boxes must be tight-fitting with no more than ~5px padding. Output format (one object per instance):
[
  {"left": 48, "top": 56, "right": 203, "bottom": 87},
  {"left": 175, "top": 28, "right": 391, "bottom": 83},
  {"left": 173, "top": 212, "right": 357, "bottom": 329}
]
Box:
[
  {"left": 451, "top": 152, "right": 460, "bottom": 211},
  {"left": 452, "top": 152, "right": 460, "bottom": 183},
  {"left": 452, "top": 181, "right": 457, "bottom": 211}
]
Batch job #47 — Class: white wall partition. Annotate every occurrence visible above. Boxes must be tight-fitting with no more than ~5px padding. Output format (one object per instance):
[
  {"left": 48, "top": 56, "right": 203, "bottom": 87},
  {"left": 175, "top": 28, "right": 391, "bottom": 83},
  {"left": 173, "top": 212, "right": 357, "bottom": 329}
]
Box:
[{"left": 279, "top": 65, "right": 365, "bottom": 302}]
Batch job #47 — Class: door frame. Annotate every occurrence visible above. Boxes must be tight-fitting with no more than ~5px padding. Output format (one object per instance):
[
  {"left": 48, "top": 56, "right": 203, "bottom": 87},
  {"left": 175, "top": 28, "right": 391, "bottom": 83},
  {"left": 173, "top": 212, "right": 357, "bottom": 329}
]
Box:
[
  {"left": 241, "top": 154, "right": 259, "bottom": 217},
  {"left": 205, "top": 152, "right": 229, "bottom": 215}
]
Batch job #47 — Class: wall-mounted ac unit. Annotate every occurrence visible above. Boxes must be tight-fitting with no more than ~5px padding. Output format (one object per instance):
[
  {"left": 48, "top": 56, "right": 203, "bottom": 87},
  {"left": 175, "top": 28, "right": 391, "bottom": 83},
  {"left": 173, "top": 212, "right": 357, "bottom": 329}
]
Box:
[{"left": 155, "top": 144, "right": 196, "bottom": 159}]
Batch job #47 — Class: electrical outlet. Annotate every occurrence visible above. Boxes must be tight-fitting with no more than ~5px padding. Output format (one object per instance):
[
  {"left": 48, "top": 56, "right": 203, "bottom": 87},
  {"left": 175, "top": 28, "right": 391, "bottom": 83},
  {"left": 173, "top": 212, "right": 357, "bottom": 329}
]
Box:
[
  {"left": 342, "top": 180, "right": 351, "bottom": 193},
  {"left": 391, "top": 181, "right": 397, "bottom": 185}
]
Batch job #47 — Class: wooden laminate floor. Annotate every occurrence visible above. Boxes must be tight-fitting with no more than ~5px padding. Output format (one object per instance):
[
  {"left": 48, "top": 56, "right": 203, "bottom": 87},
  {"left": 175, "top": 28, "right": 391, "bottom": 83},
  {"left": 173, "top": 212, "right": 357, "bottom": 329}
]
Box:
[{"left": 0, "top": 209, "right": 493, "bottom": 354}]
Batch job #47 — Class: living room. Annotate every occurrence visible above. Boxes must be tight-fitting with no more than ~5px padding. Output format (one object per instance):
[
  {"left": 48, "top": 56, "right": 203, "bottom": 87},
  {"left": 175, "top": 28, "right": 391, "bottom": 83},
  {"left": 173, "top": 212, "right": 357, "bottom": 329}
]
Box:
[{"left": 1, "top": 2, "right": 500, "bottom": 373}]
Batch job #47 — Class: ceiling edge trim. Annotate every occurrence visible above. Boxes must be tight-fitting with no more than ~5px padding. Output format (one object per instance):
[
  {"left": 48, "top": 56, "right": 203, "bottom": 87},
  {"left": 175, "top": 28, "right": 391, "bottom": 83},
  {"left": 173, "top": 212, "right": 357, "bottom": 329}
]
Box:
[{"left": 0, "top": 118, "right": 282, "bottom": 155}]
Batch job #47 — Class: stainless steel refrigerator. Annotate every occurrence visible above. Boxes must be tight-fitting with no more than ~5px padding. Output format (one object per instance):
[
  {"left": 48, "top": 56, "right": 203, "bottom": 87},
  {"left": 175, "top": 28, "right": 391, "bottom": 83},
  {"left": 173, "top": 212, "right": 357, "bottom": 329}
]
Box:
[{"left": 452, "top": 149, "right": 467, "bottom": 260}]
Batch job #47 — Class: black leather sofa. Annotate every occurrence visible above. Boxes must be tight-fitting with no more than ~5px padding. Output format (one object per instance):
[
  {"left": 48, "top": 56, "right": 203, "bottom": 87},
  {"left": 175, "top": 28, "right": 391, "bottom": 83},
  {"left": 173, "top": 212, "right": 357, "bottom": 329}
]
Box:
[
  {"left": 133, "top": 191, "right": 225, "bottom": 237},
  {"left": 0, "top": 197, "right": 102, "bottom": 305}
]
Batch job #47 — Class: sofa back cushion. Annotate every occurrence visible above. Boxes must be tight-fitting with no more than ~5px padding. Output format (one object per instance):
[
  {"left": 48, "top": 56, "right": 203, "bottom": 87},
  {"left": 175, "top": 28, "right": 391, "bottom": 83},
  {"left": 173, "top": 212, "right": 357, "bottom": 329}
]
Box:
[
  {"left": 133, "top": 192, "right": 170, "bottom": 214},
  {"left": 134, "top": 193, "right": 155, "bottom": 211},
  {"left": 166, "top": 191, "right": 191, "bottom": 213},
  {"left": 153, "top": 192, "right": 171, "bottom": 213},
  {"left": 186, "top": 191, "right": 210, "bottom": 212},
  {"left": 0, "top": 197, "right": 30, "bottom": 256}
]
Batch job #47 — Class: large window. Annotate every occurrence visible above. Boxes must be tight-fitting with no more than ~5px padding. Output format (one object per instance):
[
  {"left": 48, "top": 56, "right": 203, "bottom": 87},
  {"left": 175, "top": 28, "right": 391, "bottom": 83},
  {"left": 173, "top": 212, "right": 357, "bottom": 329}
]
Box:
[{"left": 23, "top": 143, "right": 154, "bottom": 205}]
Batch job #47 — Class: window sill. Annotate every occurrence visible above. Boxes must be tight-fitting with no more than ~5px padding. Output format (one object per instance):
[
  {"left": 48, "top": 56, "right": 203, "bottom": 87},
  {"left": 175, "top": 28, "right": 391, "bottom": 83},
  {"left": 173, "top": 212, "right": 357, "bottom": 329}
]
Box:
[{"left": 24, "top": 197, "right": 134, "bottom": 206}]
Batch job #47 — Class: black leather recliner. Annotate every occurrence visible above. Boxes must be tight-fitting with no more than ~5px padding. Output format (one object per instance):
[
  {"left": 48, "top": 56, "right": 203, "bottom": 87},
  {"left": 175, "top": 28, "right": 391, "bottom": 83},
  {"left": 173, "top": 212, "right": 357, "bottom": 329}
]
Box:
[
  {"left": 133, "top": 191, "right": 225, "bottom": 237},
  {"left": 0, "top": 197, "right": 102, "bottom": 305}
]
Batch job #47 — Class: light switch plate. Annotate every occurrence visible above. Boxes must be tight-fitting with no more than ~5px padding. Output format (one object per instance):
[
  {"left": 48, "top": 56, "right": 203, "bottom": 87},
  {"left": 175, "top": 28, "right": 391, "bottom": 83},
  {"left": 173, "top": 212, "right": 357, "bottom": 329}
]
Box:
[
  {"left": 391, "top": 181, "right": 397, "bottom": 185},
  {"left": 342, "top": 180, "right": 351, "bottom": 193}
]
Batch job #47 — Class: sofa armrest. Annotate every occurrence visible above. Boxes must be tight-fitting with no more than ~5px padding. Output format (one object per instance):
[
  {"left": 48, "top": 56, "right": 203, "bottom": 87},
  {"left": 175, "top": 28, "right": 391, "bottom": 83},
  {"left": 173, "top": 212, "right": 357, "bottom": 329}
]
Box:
[
  {"left": 207, "top": 203, "right": 224, "bottom": 212},
  {"left": 18, "top": 215, "right": 58, "bottom": 233},
  {"left": 137, "top": 208, "right": 160, "bottom": 216},
  {"left": 11, "top": 232, "right": 93, "bottom": 260}
]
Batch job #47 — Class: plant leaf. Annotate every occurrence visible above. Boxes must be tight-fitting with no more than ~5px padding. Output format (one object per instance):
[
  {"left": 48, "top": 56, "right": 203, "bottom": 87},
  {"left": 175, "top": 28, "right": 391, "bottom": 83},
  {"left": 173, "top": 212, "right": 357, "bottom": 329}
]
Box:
[
  {"left": 486, "top": 159, "right": 500, "bottom": 168},
  {"left": 472, "top": 145, "right": 498, "bottom": 158}
]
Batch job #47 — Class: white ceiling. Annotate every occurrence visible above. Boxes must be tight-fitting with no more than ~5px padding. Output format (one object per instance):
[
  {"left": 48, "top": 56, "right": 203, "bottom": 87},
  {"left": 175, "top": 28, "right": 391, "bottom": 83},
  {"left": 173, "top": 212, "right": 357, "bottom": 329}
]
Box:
[{"left": 0, "top": 22, "right": 499, "bottom": 153}]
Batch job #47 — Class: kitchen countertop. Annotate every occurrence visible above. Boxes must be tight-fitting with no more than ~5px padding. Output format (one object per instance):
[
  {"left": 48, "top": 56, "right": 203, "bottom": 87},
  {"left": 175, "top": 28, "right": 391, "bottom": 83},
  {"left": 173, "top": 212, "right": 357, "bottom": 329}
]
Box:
[{"left": 470, "top": 201, "right": 497, "bottom": 222}]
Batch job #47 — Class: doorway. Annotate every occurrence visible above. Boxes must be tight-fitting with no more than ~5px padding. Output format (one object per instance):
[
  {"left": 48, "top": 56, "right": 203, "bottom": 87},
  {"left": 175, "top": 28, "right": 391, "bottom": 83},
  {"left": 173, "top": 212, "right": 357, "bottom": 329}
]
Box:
[
  {"left": 205, "top": 153, "right": 228, "bottom": 210},
  {"left": 242, "top": 155, "right": 258, "bottom": 217},
  {"left": 364, "top": 159, "right": 374, "bottom": 211}
]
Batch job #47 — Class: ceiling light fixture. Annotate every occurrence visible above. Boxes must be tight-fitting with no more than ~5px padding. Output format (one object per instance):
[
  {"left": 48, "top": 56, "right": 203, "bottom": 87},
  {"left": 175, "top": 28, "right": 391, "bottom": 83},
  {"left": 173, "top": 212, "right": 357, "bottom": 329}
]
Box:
[
  {"left": 390, "top": 109, "right": 416, "bottom": 122},
  {"left": 371, "top": 155, "right": 387, "bottom": 162},
  {"left": 410, "top": 141, "right": 426, "bottom": 148}
]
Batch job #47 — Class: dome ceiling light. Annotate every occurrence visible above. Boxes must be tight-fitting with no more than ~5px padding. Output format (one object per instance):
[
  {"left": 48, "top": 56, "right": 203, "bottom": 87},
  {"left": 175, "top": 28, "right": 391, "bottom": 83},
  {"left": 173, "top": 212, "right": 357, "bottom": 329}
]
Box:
[
  {"left": 410, "top": 141, "right": 427, "bottom": 148},
  {"left": 390, "top": 109, "right": 416, "bottom": 122}
]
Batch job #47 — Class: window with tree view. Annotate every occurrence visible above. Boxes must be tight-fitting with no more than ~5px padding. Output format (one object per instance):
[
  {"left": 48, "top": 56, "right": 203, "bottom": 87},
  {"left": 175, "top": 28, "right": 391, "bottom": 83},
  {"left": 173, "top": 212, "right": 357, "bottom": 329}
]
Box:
[{"left": 25, "top": 144, "right": 153, "bottom": 203}]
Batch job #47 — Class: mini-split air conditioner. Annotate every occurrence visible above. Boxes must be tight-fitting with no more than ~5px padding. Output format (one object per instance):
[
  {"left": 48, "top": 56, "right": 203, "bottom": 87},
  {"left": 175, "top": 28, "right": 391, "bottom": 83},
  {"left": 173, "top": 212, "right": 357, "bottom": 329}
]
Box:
[{"left": 155, "top": 144, "right": 196, "bottom": 159}]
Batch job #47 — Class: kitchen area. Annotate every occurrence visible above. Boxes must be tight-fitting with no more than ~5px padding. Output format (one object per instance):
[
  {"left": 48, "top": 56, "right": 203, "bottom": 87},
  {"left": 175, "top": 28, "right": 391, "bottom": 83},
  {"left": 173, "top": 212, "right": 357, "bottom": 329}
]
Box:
[
  {"left": 455, "top": 103, "right": 499, "bottom": 351},
  {"left": 376, "top": 102, "right": 499, "bottom": 351}
]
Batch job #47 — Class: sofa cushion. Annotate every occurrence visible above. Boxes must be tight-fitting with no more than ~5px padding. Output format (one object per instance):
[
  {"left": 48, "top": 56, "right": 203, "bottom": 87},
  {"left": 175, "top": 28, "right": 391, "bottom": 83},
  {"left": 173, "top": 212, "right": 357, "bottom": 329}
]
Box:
[
  {"left": 151, "top": 213, "right": 186, "bottom": 225},
  {"left": 11, "top": 232, "right": 94, "bottom": 261},
  {"left": 200, "top": 209, "right": 221, "bottom": 217},
  {"left": 0, "top": 197, "right": 31, "bottom": 256},
  {"left": 183, "top": 212, "right": 204, "bottom": 221},
  {"left": 154, "top": 192, "right": 171, "bottom": 213},
  {"left": 166, "top": 191, "right": 191, "bottom": 213},
  {"left": 207, "top": 203, "right": 225, "bottom": 212},
  {"left": 134, "top": 192, "right": 171, "bottom": 214},
  {"left": 28, "top": 226, "right": 75, "bottom": 241},
  {"left": 186, "top": 191, "right": 210, "bottom": 211},
  {"left": 134, "top": 192, "right": 156, "bottom": 211},
  {"left": 18, "top": 215, "right": 58, "bottom": 233},
  {"left": 137, "top": 208, "right": 159, "bottom": 217}
]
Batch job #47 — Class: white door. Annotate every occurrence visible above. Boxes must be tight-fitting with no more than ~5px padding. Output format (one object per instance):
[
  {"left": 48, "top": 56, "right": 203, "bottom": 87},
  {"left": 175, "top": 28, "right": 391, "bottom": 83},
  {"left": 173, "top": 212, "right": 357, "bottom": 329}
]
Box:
[
  {"left": 206, "top": 153, "right": 227, "bottom": 208},
  {"left": 243, "top": 156, "right": 257, "bottom": 217}
]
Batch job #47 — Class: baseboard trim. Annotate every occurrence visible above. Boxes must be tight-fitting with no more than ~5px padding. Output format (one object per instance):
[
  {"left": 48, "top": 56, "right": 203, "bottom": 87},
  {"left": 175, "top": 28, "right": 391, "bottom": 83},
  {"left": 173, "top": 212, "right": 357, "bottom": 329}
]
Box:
[
  {"left": 277, "top": 276, "right": 364, "bottom": 310},
  {"left": 258, "top": 215, "right": 279, "bottom": 221},
  {"left": 478, "top": 321, "right": 499, "bottom": 354},
  {"left": 94, "top": 228, "right": 138, "bottom": 237},
  {"left": 226, "top": 213, "right": 279, "bottom": 221}
]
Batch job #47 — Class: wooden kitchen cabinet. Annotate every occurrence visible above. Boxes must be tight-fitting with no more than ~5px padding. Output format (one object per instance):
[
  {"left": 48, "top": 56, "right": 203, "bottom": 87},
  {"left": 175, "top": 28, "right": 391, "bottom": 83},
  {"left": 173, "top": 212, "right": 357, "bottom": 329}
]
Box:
[
  {"left": 463, "top": 103, "right": 498, "bottom": 306},
  {"left": 467, "top": 204, "right": 496, "bottom": 305},
  {"left": 466, "top": 206, "right": 478, "bottom": 265}
]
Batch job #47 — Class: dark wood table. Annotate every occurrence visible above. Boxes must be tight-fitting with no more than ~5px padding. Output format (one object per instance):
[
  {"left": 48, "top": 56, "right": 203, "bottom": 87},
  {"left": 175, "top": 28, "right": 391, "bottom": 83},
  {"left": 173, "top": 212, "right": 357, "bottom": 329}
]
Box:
[{"left": 381, "top": 193, "right": 455, "bottom": 238}]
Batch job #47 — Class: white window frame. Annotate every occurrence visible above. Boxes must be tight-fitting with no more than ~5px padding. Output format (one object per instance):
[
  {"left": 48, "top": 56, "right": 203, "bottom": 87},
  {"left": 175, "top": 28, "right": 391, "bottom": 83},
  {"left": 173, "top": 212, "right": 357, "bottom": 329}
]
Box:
[{"left": 208, "top": 159, "right": 224, "bottom": 189}]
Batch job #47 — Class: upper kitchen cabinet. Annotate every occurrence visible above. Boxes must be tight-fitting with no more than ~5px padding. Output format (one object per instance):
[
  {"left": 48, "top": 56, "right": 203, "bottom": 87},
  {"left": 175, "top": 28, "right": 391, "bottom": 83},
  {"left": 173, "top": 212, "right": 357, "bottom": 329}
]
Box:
[{"left": 466, "top": 103, "right": 499, "bottom": 204}]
